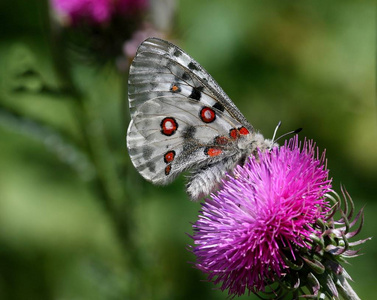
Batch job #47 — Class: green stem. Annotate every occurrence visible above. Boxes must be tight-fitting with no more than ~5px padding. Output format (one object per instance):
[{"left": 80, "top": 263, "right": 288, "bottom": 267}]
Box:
[
  {"left": 336, "top": 276, "right": 361, "bottom": 300},
  {"left": 43, "top": 0, "right": 142, "bottom": 296},
  {"left": 45, "top": 0, "right": 133, "bottom": 249}
]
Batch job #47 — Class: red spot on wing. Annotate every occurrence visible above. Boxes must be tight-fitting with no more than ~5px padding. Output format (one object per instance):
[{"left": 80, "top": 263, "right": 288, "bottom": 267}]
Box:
[
  {"left": 165, "top": 164, "right": 172, "bottom": 175},
  {"left": 239, "top": 126, "right": 250, "bottom": 135},
  {"left": 171, "top": 84, "right": 180, "bottom": 92},
  {"left": 215, "top": 136, "right": 229, "bottom": 145},
  {"left": 205, "top": 147, "right": 223, "bottom": 157},
  {"left": 200, "top": 107, "right": 216, "bottom": 123},
  {"left": 229, "top": 128, "right": 238, "bottom": 139},
  {"left": 161, "top": 117, "right": 178, "bottom": 136},
  {"left": 164, "top": 151, "right": 175, "bottom": 163}
]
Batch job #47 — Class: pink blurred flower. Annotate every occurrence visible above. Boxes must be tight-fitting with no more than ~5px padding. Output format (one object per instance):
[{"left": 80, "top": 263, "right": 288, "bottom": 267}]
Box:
[
  {"left": 51, "top": 0, "right": 148, "bottom": 25},
  {"left": 191, "top": 136, "right": 332, "bottom": 296},
  {"left": 116, "top": 0, "right": 148, "bottom": 15},
  {"left": 123, "top": 23, "right": 163, "bottom": 59}
]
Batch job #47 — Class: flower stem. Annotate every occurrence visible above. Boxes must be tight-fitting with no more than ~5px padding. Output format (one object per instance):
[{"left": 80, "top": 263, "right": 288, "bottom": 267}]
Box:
[
  {"left": 336, "top": 276, "right": 361, "bottom": 300},
  {"left": 45, "top": 3, "right": 142, "bottom": 297}
]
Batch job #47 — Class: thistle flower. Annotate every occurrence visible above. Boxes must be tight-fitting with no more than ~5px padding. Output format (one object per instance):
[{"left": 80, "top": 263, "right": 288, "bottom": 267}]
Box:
[
  {"left": 51, "top": 0, "right": 148, "bottom": 26},
  {"left": 50, "top": 0, "right": 151, "bottom": 65},
  {"left": 190, "top": 136, "right": 369, "bottom": 299},
  {"left": 51, "top": 0, "right": 113, "bottom": 25}
]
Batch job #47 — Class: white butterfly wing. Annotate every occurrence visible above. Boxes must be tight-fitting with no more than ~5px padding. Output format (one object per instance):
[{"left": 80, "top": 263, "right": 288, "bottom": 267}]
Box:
[{"left": 127, "top": 38, "right": 254, "bottom": 185}]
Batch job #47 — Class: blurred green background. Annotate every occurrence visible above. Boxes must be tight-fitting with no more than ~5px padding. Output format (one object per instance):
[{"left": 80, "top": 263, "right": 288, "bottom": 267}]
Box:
[{"left": 0, "top": 0, "right": 375, "bottom": 299}]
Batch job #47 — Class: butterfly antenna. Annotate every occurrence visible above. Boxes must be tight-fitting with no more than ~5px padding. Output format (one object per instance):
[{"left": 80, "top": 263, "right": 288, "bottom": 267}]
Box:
[
  {"left": 274, "top": 127, "right": 303, "bottom": 143},
  {"left": 271, "top": 121, "right": 282, "bottom": 145}
]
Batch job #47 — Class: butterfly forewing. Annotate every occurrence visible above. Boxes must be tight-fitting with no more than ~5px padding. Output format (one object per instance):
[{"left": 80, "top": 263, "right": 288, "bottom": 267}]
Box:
[
  {"left": 127, "top": 96, "right": 243, "bottom": 184},
  {"left": 128, "top": 38, "right": 253, "bottom": 130}
]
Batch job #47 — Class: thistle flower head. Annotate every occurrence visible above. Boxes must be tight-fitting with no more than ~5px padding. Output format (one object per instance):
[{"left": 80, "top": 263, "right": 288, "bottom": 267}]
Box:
[
  {"left": 50, "top": 0, "right": 152, "bottom": 65},
  {"left": 51, "top": 0, "right": 148, "bottom": 26},
  {"left": 190, "top": 136, "right": 369, "bottom": 298}
]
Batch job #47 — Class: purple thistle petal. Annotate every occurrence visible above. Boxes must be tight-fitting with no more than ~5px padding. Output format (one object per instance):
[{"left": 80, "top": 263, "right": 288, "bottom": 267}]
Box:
[
  {"left": 52, "top": 0, "right": 114, "bottom": 24},
  {"left": 51, "top": 0, "right": 148, "bottom": 25},
  {"left": 191, "top": 136, "right": 332, "bottom": 296}
]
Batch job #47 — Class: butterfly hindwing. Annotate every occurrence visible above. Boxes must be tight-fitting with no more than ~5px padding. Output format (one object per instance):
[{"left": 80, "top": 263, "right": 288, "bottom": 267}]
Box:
[{"left": 127, "top": 96, "right": 244, "bottom": 185}]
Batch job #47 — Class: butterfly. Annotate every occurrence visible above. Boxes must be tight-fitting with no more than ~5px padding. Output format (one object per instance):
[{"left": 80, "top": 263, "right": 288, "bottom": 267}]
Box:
[{"left": 127, "top": 37, "right": 275, "bottom": 201}]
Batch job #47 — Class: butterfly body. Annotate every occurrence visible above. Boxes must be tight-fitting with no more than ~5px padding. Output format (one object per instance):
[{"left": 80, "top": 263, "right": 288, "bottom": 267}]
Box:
[{"left": 127, "top": 38, "right": 273, "bottom": 200}]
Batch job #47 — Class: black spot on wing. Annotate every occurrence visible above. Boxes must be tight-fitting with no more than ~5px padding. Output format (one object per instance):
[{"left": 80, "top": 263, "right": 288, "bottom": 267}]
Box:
[
  {"left": 182, "top": 72, "right": 190, "bottom": 81},
  {"left": 189, "top": 86, "right": 204, "bottom": 101},
  {"left": 181, "top": 141, "right": 200, "bottom": 155},
  {"left": 149, "top": 82, "right": 158, "bottom": 90},
  {"left": 142, "top": 146, "right": 154, "bottom": 160},
  {"left": 146, "top": 161, "right": 156, "bottom": 173},
  {"left": 181, "top": 126, "right": 197, "bottom": 140},
  {"left": 128, "top": 147, "right": 137, "bottom": 156},
  {"left": 188, "top": 62, "right": 199, "bottom": 71},
  {"left": 213, "top": 102, "right": 225, "bottom": 112},
  {"left": 173, "top": 49, "right": 181, "bottom": 57}
]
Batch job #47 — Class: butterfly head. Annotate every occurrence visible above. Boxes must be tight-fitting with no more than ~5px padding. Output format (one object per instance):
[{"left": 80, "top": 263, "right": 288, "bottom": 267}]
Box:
[{"left": 250, "top": 132, "right": 277, "bottom": 154}]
